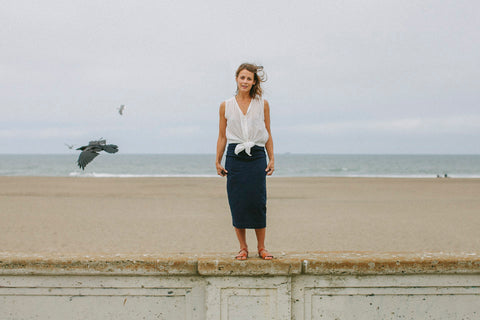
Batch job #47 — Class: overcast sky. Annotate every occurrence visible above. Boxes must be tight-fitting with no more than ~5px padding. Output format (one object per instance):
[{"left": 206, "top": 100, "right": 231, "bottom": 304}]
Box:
[{"left": 1, "top": 0, "right": 479, "bottom": 154}]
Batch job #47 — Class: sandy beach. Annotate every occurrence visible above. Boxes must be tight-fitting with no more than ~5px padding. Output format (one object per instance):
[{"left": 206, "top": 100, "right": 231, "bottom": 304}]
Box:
[{"left": 1, "top": 176, "right": 479, "bottom": 255}]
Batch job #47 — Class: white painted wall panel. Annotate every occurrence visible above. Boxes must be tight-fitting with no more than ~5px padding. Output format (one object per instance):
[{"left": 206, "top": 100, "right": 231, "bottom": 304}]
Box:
[
  {"left": 292, "top": 275, "right": 480, "bottom": 320},
  {"left": 1, "top": 272, "right": 479, "bottom": 319},
  {"left": 0, "top": 276, "right": 205, "bottom": 320}
]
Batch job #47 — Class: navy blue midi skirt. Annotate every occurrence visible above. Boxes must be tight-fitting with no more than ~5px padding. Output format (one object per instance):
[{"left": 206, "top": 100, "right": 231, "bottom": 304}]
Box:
[{"left": 225, "top": 143, "right": 267, "bottom": 229}]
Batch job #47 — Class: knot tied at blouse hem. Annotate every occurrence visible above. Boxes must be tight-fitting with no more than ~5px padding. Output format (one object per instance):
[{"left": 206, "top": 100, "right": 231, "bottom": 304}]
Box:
[{"left": 234, "top": 141, "right": 256, "bottom": 156}]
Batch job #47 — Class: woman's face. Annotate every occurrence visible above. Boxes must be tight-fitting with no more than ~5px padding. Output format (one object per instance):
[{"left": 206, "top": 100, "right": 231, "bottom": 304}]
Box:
[{"left": 236, "top": 69, "right": 256, "bottom": 94}]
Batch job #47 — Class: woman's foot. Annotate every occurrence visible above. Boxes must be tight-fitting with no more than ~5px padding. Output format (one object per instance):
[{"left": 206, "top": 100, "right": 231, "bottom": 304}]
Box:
[
  {"left": 235, "top": 248, "right": 248, "bottom": 260},
  {"left": 258, "top": 248, "right": 273, "bottom": 260}
]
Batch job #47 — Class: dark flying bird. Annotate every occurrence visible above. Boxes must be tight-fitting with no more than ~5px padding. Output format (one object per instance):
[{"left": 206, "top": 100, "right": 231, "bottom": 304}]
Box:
[
  {"left": 76, "top": 139, "right": 119, "bottom": 170},
  {"left": 118, "top": 104, "right": 126, "bottom": 115},
  {"left": 65, "top": 143, "right": 75, "bottom": 149}
]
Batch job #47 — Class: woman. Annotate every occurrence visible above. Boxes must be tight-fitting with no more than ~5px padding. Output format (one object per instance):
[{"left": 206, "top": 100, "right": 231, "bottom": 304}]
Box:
[{"left": 215, "top": 63, "right": 275, "bottom": 260}]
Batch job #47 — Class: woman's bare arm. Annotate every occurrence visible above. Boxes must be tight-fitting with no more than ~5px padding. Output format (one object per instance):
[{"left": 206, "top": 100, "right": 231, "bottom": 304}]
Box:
[
  {"left": 264, "top": 100, "right": 274, "bottom": 175},
  {"left": 216, "top": 102, "right": 228, "bottom": 176}
]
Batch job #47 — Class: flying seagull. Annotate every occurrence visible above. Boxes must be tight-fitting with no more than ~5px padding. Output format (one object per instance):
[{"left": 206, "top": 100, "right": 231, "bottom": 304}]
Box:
[
  {"left": 118, "top": 104, "right": 126, "bottom": 115},
  {"left": 65, "top": 143, "right": 75, "bottom": 149},
  {"left": 76, "top": 139, "right": 119, "bottom": 170}
]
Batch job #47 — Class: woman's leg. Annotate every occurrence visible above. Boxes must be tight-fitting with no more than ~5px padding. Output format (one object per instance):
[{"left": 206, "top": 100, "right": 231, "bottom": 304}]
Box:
[
  {"left": 255, "top": 228, "right": 273, "bottom": 260},
  {"left": 235, "top": 227, "right": 248, "bottom": 250},
  {"left": 234, "top": 227, "right": 248, "bottom": 259},
  {"left": 255, "top": 228, "right": 266, "bottom": 249}
]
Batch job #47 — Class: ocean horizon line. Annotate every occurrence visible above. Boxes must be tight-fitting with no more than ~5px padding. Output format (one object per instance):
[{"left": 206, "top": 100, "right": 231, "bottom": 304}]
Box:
[
  {"left": 1, "top": 152, "right": 480, "bottom": 156},
  {"left": 1, "top": 154, "right": 479, "bottom": 179},
  {"left": 0, "top": 172, "right": 479, "bottom": 179}
]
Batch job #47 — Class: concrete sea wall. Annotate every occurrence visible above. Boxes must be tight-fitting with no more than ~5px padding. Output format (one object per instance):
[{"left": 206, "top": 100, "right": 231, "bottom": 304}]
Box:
[{"left": 1, "top": 252, "right": 479, "bottom": 319}]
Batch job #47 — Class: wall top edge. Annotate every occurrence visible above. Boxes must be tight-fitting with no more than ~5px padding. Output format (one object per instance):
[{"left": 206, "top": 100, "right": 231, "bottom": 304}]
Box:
[{"left": 0, "top": 252, "right": 479, "bottom": 276}]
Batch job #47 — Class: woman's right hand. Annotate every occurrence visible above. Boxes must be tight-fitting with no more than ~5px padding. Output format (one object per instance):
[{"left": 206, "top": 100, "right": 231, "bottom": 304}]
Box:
[{"left": 216, "top": 163, "right": 228, "bottom": 177}]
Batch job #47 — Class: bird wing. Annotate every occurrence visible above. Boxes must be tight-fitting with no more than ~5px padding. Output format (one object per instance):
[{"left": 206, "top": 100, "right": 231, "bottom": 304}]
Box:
[
  {"left": 102, "top": 144, "right": 119, "bottom": 154},
  {"left": 77, "top": 150, "right": 99, "bottom": 170},
  {"left": 118, "top": 105, "right": 125, "bottom": 115}
]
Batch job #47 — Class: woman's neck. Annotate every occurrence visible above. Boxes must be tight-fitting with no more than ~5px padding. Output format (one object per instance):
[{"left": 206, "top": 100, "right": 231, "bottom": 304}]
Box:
[{"left": 236, "top": 92, "right": 251, "bottom": 100}]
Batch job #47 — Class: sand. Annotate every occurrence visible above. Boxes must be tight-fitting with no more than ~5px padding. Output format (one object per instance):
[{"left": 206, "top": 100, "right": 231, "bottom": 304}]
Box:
[{"left": 1, "top": 176, "right": 479, "bottom": 255}]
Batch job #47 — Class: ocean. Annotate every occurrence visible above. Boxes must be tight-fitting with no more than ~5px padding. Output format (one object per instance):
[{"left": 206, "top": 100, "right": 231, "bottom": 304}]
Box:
[{"left": 1, "top": 154, "right": 479, "bottom": 178}]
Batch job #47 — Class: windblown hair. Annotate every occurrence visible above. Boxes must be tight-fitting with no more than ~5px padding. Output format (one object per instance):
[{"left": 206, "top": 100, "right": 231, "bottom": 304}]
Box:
[{"left": 235, "top": 63, "right": 267, "bottom": 99}]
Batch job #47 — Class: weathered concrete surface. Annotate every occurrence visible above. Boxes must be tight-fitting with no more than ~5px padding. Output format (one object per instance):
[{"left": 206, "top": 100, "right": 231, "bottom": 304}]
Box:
[
  {"left": 1, "top": 252, "right": 479, "bottom": 319},
  {"left": 0, "top": 253, "right": 198, "bottom": 275},
  {"left": 0, "top": 275, "right": 206, "bottom": 320},
  {"left": 298, "top": 251, "right": 480, "bottom": 275},
  {"left": 1, "top": 252, "right": 479, "bottom": 276},
  {"left": 291, "top": 274, "right": 480, "bottom": 320},
  {"left": 198, "top": 255, "right": 302, "bottom": 276}
]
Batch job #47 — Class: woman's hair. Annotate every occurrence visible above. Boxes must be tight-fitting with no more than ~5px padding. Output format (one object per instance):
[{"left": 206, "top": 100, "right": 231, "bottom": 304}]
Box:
[{"left": 235, "top": 63, "right": 267, "bottom": 99}]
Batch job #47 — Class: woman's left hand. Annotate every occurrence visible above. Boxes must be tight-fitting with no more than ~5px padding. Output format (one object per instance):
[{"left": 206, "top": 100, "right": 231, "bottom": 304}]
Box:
[{"left": 265, "top": 160, "right": 275, "bottom": 176}]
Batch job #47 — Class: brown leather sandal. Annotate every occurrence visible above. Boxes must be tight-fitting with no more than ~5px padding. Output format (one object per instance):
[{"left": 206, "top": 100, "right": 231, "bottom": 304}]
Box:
[
  {"left": 258, "top": 248, "right": 273, "bottom": 260},
  {"left": 235, "top": 248, "right": 248, "bottom": 260}
]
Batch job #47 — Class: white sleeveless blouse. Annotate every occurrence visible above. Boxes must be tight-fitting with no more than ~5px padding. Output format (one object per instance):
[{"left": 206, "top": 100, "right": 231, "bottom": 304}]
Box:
[{"left": 225, "top": 96, "right": 269, "bottom": 156}]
